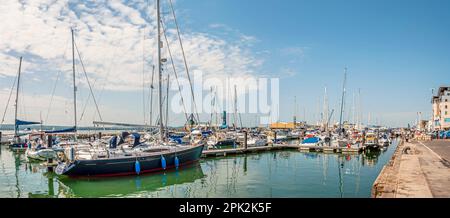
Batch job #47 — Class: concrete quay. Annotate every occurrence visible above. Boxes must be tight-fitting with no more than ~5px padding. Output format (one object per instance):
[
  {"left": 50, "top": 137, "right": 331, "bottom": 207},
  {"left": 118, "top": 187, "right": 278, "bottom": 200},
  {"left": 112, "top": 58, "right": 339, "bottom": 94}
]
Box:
[{"left": 372, "top": 139, "right": 450, "bottom": 198}]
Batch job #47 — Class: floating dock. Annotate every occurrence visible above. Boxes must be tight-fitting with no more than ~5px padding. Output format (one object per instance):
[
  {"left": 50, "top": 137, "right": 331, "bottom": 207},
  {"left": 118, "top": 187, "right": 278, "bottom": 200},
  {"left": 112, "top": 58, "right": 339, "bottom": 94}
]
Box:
[
  {"left": 202, "top": 143, "right": 365, "bottom": 157},
  {"left": 202, "top": 144, "right": 289, "bottom": 157}
]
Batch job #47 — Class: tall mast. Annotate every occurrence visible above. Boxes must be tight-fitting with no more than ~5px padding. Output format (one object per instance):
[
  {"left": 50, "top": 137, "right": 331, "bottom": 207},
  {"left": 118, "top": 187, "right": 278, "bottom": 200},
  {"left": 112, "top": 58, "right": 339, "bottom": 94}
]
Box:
[
  {"left": 210, "top": 86, "right": 214, "bottom": 126},
  {"left": 293, "top": 96, "right": 297, "bottom": 127},
  {"left": 338, "top": 67, "right": 347, "bottom": 135},
  {"left": 71, "top": 28, "right": 78, "bottom": 140},
  {"left": 323, "top": 86, "right": 328, "bottom": 131},
  {"left": 149, "top": 65, "right": 155, "bottom": 126},
  {"left": 234, "top": 85, "right": 238, "bottom": 129},
  {"left": 352, "top": 92, "right": 356, "bottom": 127},
  {"left": 14, "top": 57, "right": 22, "bottom": 137},
  {"left": 165, "top": 74, "right": 169, "bottom": 139},
  {"left": 358, "top": 88, "right": 362, "bottom": 129},
  {"left": 157, "top": 0, "right": 164, "bottom": 141}
]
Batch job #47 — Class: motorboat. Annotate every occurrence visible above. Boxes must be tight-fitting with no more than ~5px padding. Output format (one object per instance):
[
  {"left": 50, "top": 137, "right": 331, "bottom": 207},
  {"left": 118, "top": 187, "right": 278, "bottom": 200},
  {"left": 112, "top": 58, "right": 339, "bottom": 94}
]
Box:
[{"left": 364, "top": 132, "right": 379, "bottom": 149}]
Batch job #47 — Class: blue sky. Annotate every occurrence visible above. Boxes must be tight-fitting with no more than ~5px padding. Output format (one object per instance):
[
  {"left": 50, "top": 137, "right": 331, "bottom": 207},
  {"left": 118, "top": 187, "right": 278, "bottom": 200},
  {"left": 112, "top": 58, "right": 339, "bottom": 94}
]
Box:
[
  {"left": 0, "top": 0, "right": 449, "bottom": 127},
  {"left": 175, "top": 0, "right": 450, "bottom": 126}
]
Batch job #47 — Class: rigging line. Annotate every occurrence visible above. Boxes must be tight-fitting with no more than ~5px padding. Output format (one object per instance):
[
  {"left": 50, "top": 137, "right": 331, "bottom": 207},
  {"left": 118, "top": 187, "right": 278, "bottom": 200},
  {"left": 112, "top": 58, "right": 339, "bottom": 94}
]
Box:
[
  {"left": 73, "top": 40, "right": 103, "bottom": 122},
  {"left": 0, "top": 74, "right": 17, "bottom": 127},
  {"left": 79, "top": 74, "right": 101, "bottom": 122},
  {"left": 92, "top": 33, "right": 125, "bottom": 117},
  {"left": 45, "top": 36, "right": 71, "bottom": 124},
  {"left": 148, "top": 65, "right": 155, "bottom": 126},
  {"left": 161, "top": 20, "right": 189, "bottom": 122},
  {"left": 142, "top": 32, "right": 147, "bottom": 124},
  {"left": 20, "top": 77, "right": 26, "bottom": 120},
  {"left": 168, "top": 0, "right": 200, "bottom": 122},
  {"left": 45, "top": 70, "right": 61, "bottom": 124},
  {"left": 1, "top": 72, "right": 18, "bottom": 126}
]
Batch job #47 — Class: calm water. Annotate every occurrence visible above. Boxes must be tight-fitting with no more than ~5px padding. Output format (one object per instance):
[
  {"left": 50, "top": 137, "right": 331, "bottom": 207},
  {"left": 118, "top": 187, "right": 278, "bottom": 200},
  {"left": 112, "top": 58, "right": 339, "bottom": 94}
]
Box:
[{"left": 0, "top": 140, "right": 398, "bottom": 198}]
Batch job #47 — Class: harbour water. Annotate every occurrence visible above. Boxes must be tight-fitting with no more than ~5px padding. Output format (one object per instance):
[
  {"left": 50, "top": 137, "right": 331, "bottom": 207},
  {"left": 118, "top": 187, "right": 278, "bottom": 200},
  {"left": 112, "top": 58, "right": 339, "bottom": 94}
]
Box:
[{"left": 0, "top": 140, "right": 398, "bottom": 198}]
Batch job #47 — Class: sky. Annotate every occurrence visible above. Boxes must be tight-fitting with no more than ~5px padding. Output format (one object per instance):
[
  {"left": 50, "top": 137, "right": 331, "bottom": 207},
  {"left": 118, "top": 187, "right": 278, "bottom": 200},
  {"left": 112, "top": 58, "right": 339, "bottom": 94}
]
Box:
[{"left": 1, "top": 0, "right": 449, "bottom": 128}]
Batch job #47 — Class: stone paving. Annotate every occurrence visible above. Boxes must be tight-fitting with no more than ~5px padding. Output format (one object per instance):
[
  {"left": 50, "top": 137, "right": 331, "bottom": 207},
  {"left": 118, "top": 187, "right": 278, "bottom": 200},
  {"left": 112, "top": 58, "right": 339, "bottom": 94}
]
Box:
[{"left": 372, "top": 139, "right": 450, "bottom": 198}]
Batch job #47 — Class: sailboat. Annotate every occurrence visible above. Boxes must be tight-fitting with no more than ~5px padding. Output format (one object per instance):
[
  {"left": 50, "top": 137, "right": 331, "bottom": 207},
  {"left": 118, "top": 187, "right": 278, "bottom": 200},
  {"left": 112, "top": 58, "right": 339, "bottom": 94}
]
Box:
[
  {"left": 336, "top": 68, "right": 350, "bottom": 147},
  {"left": 9, "top": 57, "right": 42, "bottom": 152},
  {"left": 55, "top": 0, "right": 204, "bottom": 177}
]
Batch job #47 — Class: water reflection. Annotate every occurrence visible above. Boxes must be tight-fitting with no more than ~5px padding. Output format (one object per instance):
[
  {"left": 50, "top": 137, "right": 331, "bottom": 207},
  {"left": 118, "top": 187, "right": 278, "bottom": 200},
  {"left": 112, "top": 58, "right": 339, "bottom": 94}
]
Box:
[
  {"left": 1, "top": 140, "right": 399, "bottom": 198},
  {"left": 56, "top": 163, "right": 205, "bottom": 198},
  {"left": 363, "top": 149, "right": 381, "bottom": 166}
]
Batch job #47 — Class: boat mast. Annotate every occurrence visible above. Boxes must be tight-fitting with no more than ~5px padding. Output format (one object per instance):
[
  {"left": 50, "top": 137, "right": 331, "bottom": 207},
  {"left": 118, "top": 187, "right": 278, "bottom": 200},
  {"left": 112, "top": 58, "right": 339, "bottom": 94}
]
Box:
[
  {"left": 71, "top": 28, "right": 78, "bottom": 140},
  {"left": 157, "top": 0, "right": 164, "bottom": 141},
  {"left": 210, "top": 86, "right": 213, "bottom": 127},
  {"left": 165, "top": 73, "right": 169, "bottom": 139},
  {"left": 234, "top": 85, "right": 238, "bottom": 129},
  {"left": 323, "top": 86, "right": 328, "bottom": 131},
  {"left": 149, "top": 65, "right": 155, "bottom": 126},
  {"left": 358, "top": 88, "right": 362, "bottom": 129},
  {"left": 293, "top": 96, "right": 297, "bottom": 128},
  {"left": 338, "top": 67, "right": 347, "bottom": 136},
  {"left": 14, "top": 57, "right": 22, "bottom": 138}
]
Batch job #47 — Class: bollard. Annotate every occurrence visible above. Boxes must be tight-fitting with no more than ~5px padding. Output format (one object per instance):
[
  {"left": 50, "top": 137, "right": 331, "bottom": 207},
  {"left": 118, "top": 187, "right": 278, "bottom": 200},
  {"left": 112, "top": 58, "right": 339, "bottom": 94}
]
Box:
[
  {"left": 244, "top": 131, "right": 248, "bottom": 150},
  {"left": 47, "top": 135, "right": 53, "bottom": 172}
]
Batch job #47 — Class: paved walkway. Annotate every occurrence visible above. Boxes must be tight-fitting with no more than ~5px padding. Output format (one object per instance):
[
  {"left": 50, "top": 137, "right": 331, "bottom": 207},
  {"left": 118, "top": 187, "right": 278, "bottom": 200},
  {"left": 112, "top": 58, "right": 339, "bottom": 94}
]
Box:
[
  {"left": 373, "top": 140, "right": 450, "bottom": 198},
  {"left": 395, "top": 142, "right": 433, "bottom": 197},
  {"left": 420, "top": 140, "right": 450, "bottom": 162},
  {"left": 416, "top": 140, "right": 450, "bottom": 197}
]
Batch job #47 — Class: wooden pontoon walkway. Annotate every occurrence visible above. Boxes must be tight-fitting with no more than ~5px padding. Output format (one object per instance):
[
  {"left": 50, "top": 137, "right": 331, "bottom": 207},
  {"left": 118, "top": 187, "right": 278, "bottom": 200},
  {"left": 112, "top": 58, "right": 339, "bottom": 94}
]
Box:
[{"left": 202, "top": 143, "right": 365, "bottom": 157}]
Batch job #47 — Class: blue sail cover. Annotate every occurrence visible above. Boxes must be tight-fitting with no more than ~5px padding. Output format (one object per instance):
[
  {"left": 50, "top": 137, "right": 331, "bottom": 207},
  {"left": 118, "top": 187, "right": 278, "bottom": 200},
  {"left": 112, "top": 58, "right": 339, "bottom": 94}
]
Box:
[
  {"left": 202, "top": 130, "right": 213, "bottom": 137},
  {"left": 44, "top": 127, "right": 76, "bottom": 134},
  {"left": 15, "top": 119, "right": 41, "bottom": 126},
  {"left": 302, "top": 137, "right": 320, "bottom": 144},
  {"left": 131, "top": 132, "right": 141, "bottom": 147}
]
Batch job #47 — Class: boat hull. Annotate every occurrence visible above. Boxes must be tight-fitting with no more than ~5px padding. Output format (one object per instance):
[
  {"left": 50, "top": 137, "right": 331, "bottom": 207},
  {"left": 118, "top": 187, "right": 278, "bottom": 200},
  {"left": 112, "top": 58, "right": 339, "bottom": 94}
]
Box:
[
  {"left": 56, "top": 145, "right": 204, "bottom": 177},
  {"left": 9, "top": 143, "right": 28, "bottom": 152},
  {"left": 26, "top": 148, "right": 57, "bottom": 161},
  {"left": 215, "top": 139, "right": 236, "bottom": 148}
]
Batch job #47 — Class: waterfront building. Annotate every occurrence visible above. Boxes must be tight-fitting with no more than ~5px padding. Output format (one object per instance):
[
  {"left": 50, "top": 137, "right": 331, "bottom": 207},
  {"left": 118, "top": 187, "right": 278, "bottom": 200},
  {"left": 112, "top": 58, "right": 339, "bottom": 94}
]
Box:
[
  {"left": 269, "top": 122, "right": 295, "bottom": 130},
  {"left": 432, "top": 86, "right": 450, "bottom": 130}
]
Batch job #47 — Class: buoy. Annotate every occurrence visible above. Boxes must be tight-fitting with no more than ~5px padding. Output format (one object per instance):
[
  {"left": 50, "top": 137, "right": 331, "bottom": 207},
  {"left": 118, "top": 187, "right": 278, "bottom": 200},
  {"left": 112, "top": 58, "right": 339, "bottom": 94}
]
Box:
[
  {"left": 161, "top": 155, "right": 166, "bottom": 170},
  {"left": 135, "top": 160, "right": 141, "bottom": 175},
  {"left": 175, "top": 156, "right": 179, "bottom": 169}
]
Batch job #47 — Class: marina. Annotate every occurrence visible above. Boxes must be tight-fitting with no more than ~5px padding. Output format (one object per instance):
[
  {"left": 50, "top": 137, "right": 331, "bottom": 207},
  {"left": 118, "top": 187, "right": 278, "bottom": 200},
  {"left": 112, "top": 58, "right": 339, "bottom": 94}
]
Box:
[
  {"left": 0, "top": 0, "right": 449, "bottom": 203},
  {"left": 0, "top": 138, "right": 398, "bottom": 198}
]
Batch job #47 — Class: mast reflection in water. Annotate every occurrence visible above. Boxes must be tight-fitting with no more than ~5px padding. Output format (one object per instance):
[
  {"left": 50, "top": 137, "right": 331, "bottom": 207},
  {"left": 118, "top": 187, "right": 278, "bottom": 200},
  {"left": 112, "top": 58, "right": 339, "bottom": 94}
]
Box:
[{"left": 1, "top": 139, "right": 398, "bottom": 198}]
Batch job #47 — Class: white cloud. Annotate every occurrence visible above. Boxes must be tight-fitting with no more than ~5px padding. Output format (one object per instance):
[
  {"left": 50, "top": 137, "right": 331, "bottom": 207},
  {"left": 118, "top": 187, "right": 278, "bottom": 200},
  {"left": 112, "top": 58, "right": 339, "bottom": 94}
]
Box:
[
  {"left": 0, "top": 0, "right": 262, "bottom": 90},
  {"left": 0, "top": 0, "right": 264, "bottom": 126}
]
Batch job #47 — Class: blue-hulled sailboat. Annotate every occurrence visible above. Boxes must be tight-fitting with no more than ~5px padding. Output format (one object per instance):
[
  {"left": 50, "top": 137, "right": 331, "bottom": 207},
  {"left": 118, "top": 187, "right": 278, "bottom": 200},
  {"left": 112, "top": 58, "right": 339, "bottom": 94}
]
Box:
[
  {"left": 55, "top": 1, "right": 204, "bottom": 177},
  {"left": 9, "top": 57, "right": 42, "bottom": 152}
]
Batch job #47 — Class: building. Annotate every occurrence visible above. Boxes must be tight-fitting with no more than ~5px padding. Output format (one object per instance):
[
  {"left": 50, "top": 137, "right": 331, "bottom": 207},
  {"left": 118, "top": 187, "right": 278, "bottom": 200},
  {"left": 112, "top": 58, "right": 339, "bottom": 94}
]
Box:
[
  {"left": 432, "top": 86, "right": 450, "bottom": 130},
  {"left": 269, "top": 122, "right": 295, "bottom": 130},
  {"left": 418, "top": 120, "right": 429, "bottom": 131}
]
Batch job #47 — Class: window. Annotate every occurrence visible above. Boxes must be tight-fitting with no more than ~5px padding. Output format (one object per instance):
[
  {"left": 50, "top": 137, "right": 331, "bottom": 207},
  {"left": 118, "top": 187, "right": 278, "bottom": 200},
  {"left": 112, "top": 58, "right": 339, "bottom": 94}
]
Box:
[{"left": 446, "top": 105, "right": 448, "bottom": 109}]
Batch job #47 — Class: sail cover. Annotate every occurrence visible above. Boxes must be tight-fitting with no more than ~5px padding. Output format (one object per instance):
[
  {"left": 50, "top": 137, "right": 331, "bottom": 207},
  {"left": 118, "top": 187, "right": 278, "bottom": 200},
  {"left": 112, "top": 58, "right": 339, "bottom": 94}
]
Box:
[
  {"left": 15, "top": 119, "right": 41, "bottom": 126},
  {"left": 302, "top": 137, "right": 320, "bottom": 144},
  {"left": 131, "top": 132, "right": 141, "bottom": 147}
]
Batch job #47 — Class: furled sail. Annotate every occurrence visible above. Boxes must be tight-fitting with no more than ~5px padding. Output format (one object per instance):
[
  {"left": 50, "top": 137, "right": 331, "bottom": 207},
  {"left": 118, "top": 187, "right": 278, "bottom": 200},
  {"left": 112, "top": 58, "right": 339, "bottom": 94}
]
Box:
[{"left": 15, "top": 119, "right": 41, "bottom": 126}]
